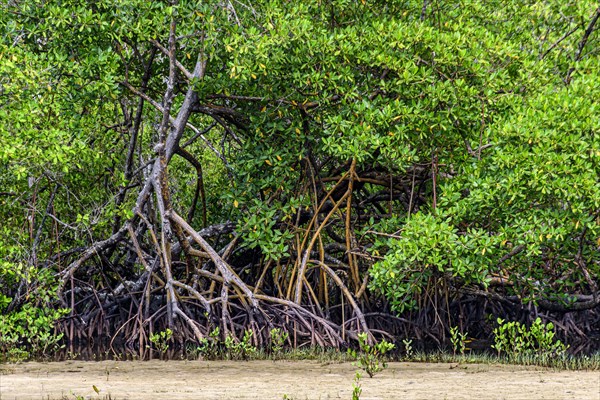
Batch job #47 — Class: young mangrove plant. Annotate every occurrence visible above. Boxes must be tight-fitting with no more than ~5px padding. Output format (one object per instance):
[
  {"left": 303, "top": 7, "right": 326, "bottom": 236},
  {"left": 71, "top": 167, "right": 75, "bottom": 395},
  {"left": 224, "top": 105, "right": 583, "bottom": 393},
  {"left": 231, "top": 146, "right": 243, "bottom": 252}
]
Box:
[
  {"left": 224, "top": 330, "right": 257, "bottom": 360},
  {"left": 402, "top": 338, "right": 414, "bottom": 360},
  {"left": 348, "top": 333, "right": 395, "bottom": 378},
  {"left": 197, "top": 327, "right": 221, "bottom": 360},
  {"left": 269, "top": 328, "right": 289, "bottom": 356},
  {"left": 352, "top": 372, "right": 363, "bottom": 400},
  {"left": 450, "top": 326, "right": 469, "bottom": 357},
  {"left": 148, "top": 328, "right": 173, "bottom": 356},
  {"left": 492, "top": 317, "right": 568, "bottom": 360}
]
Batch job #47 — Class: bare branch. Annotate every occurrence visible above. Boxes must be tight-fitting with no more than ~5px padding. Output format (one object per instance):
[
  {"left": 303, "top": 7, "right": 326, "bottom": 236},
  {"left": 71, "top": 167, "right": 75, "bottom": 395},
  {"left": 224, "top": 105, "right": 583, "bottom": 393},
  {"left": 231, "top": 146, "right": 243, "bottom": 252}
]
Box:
[
  {"left": 150, "top": 38, "right": 194, "bottom": 81},
  {"left": 565, "top": 7, "right": 600, "bottom": 84},
  {"left": 540, "top": 25, "right": 579, "bottom": 60}
]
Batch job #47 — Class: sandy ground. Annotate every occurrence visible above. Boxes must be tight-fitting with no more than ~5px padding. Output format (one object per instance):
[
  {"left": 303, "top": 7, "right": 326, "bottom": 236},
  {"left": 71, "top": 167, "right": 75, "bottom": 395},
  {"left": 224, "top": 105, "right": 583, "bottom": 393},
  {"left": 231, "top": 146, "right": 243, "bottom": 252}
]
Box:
[{"left": 0, "top": 360, "right": 598, "bottom": 400}]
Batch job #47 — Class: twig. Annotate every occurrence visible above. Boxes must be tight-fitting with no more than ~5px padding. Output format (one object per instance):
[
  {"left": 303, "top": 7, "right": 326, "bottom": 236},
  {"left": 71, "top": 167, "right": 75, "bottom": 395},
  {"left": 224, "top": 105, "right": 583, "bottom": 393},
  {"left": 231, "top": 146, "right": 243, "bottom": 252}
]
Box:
[{"left": 565, "top": 7, "right": 600, "bottom": 84}]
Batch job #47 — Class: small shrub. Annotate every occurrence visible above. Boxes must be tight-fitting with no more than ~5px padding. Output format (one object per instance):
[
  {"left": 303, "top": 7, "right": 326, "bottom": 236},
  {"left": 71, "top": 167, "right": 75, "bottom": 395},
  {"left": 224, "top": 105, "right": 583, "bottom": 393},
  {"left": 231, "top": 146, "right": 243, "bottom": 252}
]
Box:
[
  {"left": 149, "top": 328, "right": 173, "bottom": 354},
  {"left": 197, "top": 327, "right": 221, "bottom": 360},
  {"left": 492, "top": 317, "right": 567, "bottom": 360},
  {"left": 352, "top": 372, "right": 362, "bottom": 400},
  {"left": 269, "top": 328, "right": 289, "bottom": 355},
  {"left": 225, "top": 329, "right": 257, "bottom": 360},
  {"left": 402, "top": 338, "right": 413, "bottom": 360},
  {"left": 347, "top": 332, "right": 395, "bottom": 378},
  {"left": 450, "top": 326, "right": 468, "bottom": 356}
]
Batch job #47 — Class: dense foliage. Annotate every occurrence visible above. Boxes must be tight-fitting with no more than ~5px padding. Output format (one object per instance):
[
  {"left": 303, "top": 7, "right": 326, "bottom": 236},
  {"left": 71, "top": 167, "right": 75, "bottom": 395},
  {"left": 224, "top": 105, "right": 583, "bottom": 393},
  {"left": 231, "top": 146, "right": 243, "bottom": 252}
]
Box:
[{"left": 1, "top": 0, "right": 598, "bottom": 358}]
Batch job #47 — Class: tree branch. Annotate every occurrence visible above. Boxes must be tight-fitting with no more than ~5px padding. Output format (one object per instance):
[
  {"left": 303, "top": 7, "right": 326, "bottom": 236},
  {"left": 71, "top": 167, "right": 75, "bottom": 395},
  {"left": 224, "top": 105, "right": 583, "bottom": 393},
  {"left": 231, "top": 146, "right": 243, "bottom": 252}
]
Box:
[{"left": 565, "top": 7, "right": 600, "bottom": 84}]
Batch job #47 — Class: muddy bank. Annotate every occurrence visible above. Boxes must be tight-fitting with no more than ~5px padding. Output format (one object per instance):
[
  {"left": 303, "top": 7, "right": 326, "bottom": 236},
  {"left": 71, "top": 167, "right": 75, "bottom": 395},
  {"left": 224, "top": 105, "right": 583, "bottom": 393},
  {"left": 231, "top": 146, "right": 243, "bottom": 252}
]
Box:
[{"left": 1, "top": 360, "right": 598, "bottom": 400}]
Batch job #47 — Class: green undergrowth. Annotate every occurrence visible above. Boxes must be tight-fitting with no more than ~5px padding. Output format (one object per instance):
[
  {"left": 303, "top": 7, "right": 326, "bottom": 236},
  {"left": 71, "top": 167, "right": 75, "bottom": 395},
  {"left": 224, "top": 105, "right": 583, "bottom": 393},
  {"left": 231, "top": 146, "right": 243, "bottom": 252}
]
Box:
[
  {"left": 104, "top": 347, "right": 600, "bottom": 370},
  {"left": 4, "top": 346, "right": 599, "bottom": 371},
  {"left": 4, "top": 334, "right": 598, "bottom": 371},
  {"left": 399, "top": 350, "right": 600, "bottom": 371},
  {"left": 191, "top": 345, "right": 354, "bottom": 363},
  {"left": 190, "top": 346, "right": 600, "bottom": 371}
]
